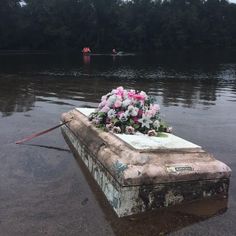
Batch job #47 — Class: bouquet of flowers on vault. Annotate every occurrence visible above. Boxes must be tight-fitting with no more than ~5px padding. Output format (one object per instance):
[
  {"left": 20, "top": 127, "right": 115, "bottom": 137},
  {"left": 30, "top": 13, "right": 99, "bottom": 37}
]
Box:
[{"left": 89, "top": 87, "right": 172, "bottom": 136}]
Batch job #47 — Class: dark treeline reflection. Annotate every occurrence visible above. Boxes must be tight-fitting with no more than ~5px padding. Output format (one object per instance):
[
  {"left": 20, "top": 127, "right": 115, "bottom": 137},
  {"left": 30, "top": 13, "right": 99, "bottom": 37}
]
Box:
[
  {"left": 1, "top": 0, "right": 236, "bottom": 51},
  {"left": 0, "top": 75, "right": 36, "bottom": 116},
  {"left": 0, "top": 72, "right": 235, "bottom": 117},
  {"left": 1, "top": 51, "right": 236, "bottom": 117}
]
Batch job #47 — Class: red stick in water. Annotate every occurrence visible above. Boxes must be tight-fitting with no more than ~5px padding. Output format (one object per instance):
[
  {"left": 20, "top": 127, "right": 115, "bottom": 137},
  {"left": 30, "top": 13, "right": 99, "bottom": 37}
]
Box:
[{"left": 15, "top": 120, "right": 70, "bottom": 144}]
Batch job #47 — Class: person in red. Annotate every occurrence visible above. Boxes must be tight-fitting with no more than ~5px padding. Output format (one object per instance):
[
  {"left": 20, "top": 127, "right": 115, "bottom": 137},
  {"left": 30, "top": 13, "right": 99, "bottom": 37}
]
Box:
[{"left": 82, "top": 47, "right": 91, "bottom": 54}]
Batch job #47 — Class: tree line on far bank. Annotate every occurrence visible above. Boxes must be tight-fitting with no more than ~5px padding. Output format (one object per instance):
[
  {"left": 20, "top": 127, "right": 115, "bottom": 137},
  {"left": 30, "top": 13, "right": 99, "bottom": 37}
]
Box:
[{"left": 1, "top": 0, "right": 236, "bottom": 52}]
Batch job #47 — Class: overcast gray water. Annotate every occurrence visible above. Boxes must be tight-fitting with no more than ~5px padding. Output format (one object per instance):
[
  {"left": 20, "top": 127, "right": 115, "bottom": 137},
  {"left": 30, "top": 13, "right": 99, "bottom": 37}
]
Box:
[{"left": 0, "top": 51, "right": 236, "bottom": 235}]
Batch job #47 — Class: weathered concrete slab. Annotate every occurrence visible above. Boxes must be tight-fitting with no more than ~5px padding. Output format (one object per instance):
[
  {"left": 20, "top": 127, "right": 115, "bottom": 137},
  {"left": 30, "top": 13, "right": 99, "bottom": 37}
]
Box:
[{"left": 61, "top": 108, "right": 231, "bottom": 217}]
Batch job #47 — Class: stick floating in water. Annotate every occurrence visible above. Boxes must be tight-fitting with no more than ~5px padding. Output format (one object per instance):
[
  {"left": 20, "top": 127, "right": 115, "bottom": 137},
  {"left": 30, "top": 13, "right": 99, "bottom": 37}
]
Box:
[{"left": 15, "top": 120, "right": 70, "bottom": 144}]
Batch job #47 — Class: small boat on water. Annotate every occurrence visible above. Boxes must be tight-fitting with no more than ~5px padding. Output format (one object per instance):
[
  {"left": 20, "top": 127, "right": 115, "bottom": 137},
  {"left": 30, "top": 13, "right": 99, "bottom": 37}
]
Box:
[
  {"left": 112, "top": 51, "right": 136, "bottom": 56},
  {"left": 61, "top": 107, "right": 231, "bottom": 217}
]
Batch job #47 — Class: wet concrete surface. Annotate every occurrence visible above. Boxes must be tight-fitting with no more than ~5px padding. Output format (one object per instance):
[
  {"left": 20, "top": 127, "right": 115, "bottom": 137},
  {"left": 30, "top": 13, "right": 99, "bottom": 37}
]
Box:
[{"left": 0, "top": 52, "right": 236, "bottom": 235}]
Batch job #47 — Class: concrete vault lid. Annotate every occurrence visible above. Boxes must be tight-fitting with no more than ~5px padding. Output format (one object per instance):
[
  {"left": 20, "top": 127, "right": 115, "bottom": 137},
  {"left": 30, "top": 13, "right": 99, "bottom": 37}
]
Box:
[{"left": 76, "top": 107, "right": 201, "bottom": 152}]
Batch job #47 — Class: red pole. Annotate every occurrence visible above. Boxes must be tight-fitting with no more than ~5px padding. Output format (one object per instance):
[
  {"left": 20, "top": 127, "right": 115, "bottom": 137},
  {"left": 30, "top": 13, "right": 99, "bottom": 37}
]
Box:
[{"left": 15, "top": 120, "right": 70, "bottom": 144}]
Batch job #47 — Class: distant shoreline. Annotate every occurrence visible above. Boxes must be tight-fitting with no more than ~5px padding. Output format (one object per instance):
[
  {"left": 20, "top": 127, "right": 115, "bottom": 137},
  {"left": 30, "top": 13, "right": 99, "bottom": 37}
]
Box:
[
  {"left": 0, "top": 50, "right": 50, "bottom": 55},
  {"left": 1, "top": 48, "right": 236, "bottom": 56}
]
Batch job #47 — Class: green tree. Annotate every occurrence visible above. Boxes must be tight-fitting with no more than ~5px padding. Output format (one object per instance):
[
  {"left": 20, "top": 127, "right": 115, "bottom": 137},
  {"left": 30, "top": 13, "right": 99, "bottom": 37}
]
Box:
[{"left": 0, "top": 0, "right": 236, "bottom": 51}]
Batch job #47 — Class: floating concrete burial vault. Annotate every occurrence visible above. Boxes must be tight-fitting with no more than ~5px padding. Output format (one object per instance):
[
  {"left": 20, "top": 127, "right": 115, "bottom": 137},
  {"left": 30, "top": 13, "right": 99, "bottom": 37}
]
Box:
[{"left": 61, "top": 108, "right": 231, "bottom": 217}]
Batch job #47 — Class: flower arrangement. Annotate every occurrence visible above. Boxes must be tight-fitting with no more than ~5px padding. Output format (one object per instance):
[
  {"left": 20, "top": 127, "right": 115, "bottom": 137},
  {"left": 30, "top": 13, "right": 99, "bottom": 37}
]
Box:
[{"left": 89, "top": 86, "right": 172, "bottom": 136}]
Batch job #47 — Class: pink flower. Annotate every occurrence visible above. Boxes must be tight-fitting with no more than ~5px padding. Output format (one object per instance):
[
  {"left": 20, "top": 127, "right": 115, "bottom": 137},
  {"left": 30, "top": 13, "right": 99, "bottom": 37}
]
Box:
[
  {"left": 101, "top": 106, "right": 110, "bottom": 113},
  {"left": 138, "top": 109, "right": 143, "bottom": 117},
  {"left": 106, "top": 123, "right": 113, "bottom": 131},
  {"left": 145, "top": 110, "right": 153, "bottom": 117},
  {"left": 133, "top": 117, "right": 139, "bottom": 123},
  {"left": 133, "top": 94, "right": 145, "bottom": 101},
  {"left": 114, "top": 86, "right": 124, "bottom": 97},
  {"left": 128, "top": 90, "right": 136, "bottom": 98},
  {"left": 126, "top": 126, "right": 135, "bottom": 134},
  {"left": 112, "top": 126, "right": 121, "bottom": 133},
  {"left": 101, "top": 95, "right": 107, "bottom": 102},
  {"left": 114, "top": 99, "right": 122, "bottom": 108},
  {"left": 146, "top": 104, "right": 160, "bottom": 116},
  {"left": 148, "top": 130, "right": 157, "bottom": 136},
  {"left": 105, "top": 101, "right": 110, "bottom": 107},
  {"left": 150, "top": 104, "right": 160, "bottom": 113},
  {"left": 98, "top": 100, "right": 106, "bottom": 108}
]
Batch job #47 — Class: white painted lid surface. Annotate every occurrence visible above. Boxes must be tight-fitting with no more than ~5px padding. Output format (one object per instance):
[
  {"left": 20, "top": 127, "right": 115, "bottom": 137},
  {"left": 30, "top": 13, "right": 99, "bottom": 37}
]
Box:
[{"left": 76, "top": 107, "right": 201, "bottom": 150}]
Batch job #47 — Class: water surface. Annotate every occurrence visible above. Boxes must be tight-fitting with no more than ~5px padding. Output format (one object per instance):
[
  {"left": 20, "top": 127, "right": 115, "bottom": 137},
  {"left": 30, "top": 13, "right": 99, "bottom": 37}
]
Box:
[{"left": 0, "top": 51, "right": 236, "bottom": 235}]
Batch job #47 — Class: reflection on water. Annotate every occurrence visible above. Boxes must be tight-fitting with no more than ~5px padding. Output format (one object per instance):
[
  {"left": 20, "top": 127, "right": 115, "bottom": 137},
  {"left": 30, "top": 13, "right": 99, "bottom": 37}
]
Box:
[
  {"left": 0, "top": 75, "right": 236, "bottom": 116},
  {"left": 83, "top": 55, "right": 91, "bottom": 66},
  {"left": 108, "top": 199, "right": 228, "bottom": 236},
  {"left": 0, "top": 51, "right": 236, "bottom": 235},
  {"left": 75, "top": 147, "right": 229, "bottom": 236},
  {"left": 0, "top": 74, "right": 235, "bottom": 117},
  {"left": 0, "top": 51, "right": 236, "bottom": 117},
  {"left": 0, "top": 76, "right": 35, "bottom": 116}
]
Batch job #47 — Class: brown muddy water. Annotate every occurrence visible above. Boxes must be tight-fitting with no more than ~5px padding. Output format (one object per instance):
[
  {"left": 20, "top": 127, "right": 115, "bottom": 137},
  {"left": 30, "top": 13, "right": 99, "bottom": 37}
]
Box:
[{"left": 0, "top": 51, "right": 236, "bottom": 236}]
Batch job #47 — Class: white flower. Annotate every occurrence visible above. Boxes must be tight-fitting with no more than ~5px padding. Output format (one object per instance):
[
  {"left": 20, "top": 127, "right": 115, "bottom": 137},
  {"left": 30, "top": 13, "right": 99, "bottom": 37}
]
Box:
[
  {"left": 125, "top": 110, "right": 131, "bottom": 118},
  {"left": 138, "top": 115, "right": 153, "bottom": 129},
  {"left": 153, "top": 120, "right": 160, "bottom": 129},
  {"left": 122, "top": 98, "right": 132, "bottom": 108},
  {"left": 123, "top": 90, "right": 128, "bottom": 99},
  {"left": 166, "top": 127, "right": 173, "bottom": 133},
  {"left": 127, "top": 105, "right": 139, "bottom": 116},
  {"left": 107, "top": 95, "right": 117, "bottom": 106},
  {"left": 140, "top": 91, "right": 148, "bottom": 100},
  {"left": 92, "top": 118, "right": 101, "bottom": 126},
  {"left": 111, "top": 89, "right": 116, "bottom": 94},
  {"left": 107, "top": 109, "right": 116, "bottom": 119},
  {"left": 119, "top": 112, "right": 128, "bottom": 122}
]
